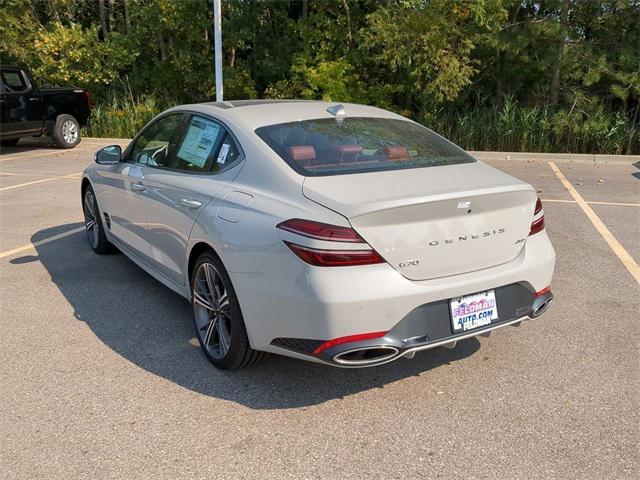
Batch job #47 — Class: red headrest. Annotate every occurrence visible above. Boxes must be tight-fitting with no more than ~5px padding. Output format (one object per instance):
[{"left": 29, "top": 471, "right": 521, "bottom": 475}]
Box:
[
  {"left": 338, "top": 144, "right": 363, "bottom": 155},
  {"left": 384, "top": 146, "right": 409, "bottom": 160},
  {"left": 289, "top": 145, "right": 316, "bottom": 163}
]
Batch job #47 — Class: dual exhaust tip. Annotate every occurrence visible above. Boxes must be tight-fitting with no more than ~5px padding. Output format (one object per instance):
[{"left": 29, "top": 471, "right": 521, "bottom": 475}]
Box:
[{"left": 332, "top": 292, "right": 554, "bottom": 366}]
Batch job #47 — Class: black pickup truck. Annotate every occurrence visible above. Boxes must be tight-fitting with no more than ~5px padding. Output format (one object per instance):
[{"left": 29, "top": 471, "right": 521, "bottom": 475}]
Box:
[{"left": 0, "top": 66, "right": 92, "bottom": 149}]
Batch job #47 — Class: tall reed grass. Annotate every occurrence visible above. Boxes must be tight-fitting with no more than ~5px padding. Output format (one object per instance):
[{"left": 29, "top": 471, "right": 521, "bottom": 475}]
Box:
[
  {"left": 425, "top": 95, "right": 637, "bottom": 154},
  {"left": 83, "top": 92, "right": 169, "bottom": 139},
  {"left": 84, "top": 92, "right": 637, "bottom": 154}
]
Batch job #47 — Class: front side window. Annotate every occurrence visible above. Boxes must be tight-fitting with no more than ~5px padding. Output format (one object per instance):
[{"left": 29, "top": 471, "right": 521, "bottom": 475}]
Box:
[
  {"left": 128, "top": 113, "right": 243, "bottom": 174},
  {"left": 0, "top": 70, "right": 29, "bottom": 93},
  {"left": 129, "top": 114, "right": 185, "bottom": 167},
  {"left": 255, "top": 117, "right": 476, "bottom": 176}
]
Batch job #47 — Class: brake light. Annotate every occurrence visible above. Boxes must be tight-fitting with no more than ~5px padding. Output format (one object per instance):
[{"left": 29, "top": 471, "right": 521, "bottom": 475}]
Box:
[
  {"left": 529, "top": 197, "right": 545, "bottom": 235},
  {"left": 529, "top": 216, "right": 545, "bottom": 235},
  {"left": 277, "top": 218, "right": 384, "bottom": 266},
  {"left": 277, "top": 218, "right": 363, "bottom": 242},
  {"left": 534, "top": 197, "right": 543, "bottom": 215},
  {"left": 284, "top": 242, "right": 384, "bottom": 267}
]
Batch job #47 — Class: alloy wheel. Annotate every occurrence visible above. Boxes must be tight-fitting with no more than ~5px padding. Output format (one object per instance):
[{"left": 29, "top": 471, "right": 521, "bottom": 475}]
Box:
[
  {"left": 193, "top": 262, "right": 232, "bottom": 359},
  {"left": 83, "top": 190, "right": 99, "bottom": 248},
  {"left": 61, "top": 120, "right": 78, "bottom": 144}
]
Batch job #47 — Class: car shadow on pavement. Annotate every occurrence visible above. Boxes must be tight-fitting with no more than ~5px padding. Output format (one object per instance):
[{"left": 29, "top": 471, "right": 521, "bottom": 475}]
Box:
[
  {"left": 0, "top": 138, "right": 56, "bottom": 154},
  {"left": 21, "top": 223, "right": 480, "bottom": 410}
]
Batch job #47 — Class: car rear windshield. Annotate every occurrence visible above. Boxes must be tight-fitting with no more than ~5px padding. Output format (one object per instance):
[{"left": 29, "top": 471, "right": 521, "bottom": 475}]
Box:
[{"left": 255, "top": 117, "right": 475, "bottom": 176}]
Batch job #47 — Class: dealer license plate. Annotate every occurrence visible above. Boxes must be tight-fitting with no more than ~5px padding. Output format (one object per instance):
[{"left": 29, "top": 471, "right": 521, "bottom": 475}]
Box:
[{"left": 450, "top": 290, "right": 499, "bottom": 333}]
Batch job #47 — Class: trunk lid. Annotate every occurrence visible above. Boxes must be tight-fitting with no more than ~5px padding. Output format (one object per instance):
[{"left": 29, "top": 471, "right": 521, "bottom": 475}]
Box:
[{"left": 302, "top": 162, "right": 536, "bottom": 280}]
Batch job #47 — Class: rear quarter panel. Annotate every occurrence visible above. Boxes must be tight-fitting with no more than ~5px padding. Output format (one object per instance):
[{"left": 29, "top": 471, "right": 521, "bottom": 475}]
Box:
[{"left": 41, "top": 89, "right": 90, "bottom": 128}]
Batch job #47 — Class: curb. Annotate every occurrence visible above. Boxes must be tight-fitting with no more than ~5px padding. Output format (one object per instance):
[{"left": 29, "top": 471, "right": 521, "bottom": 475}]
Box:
[{"left": 469, "top": 151, "right": 639, "bottom": 165}]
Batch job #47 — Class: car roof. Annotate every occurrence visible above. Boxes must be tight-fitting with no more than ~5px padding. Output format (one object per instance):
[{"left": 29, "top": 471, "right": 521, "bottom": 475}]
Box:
[{"left": 167, "top": 100, "right": 405, "bottom": 131}]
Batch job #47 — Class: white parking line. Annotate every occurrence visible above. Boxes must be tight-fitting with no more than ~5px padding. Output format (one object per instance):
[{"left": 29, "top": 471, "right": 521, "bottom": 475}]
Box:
[
  {"left": 0, "top": 146, "right": 96, "bottom": 162},
  {"left": 542, "top": 198, "right": 640, "bottom": 207},
  {"left": 0, "top": 150, "right": 68, "bottom": 162},
  {"left": 549, "top": 161, "right": 640, "bottom": 284},
  {"left": 0, "top": 226, "right": 85, "bottom": 259},
  {"left": 0, "top": 173, "right": 82, "bottom": 192}
]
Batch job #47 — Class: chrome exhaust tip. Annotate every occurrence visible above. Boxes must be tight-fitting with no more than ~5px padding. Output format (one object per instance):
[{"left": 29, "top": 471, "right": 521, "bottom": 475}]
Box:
[
  {"left": 333, "top": 346, "right": 399, "bottom": 366},
  {"left": 531, "top": 296, "right": 553, "bottom": 318}
]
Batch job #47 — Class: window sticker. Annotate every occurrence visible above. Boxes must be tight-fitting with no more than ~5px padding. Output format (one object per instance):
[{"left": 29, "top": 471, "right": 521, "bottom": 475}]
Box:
[
  {"left": 177, "top": 117, "right": 220, "bottom": 168},
  {"left": 217, "top": 143, "right": 230, "bottom": 164}
]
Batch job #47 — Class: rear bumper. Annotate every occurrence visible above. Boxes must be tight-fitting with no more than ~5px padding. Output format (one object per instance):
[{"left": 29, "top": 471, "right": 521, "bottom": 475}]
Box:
[
  {"left": 233, "top": 230, "right": 555, "bottom": 364},
  {"left": 272, "top": 285, "right": 553, "bottom": 367}
]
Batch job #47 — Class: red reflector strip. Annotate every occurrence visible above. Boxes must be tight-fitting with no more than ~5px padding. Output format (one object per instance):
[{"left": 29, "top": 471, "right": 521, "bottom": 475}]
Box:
[
  {"left": 529, "top": 216, "right": 545, "bottom": 236},
  {"left": 284, "top": 242, "right": 384, "bottom": 267},
  {"left": 313, "top": 331, "right": 388, "bottom": 355},
  {"left": 277, "top": 218, "right": 363, "bottom": 243},
  {"left": 535, "top": 286, "right": 551, "bottom": 297}
]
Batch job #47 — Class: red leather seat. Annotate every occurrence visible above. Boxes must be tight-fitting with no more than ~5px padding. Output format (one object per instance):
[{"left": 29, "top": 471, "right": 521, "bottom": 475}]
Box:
[
  {"left": 288, "top": 145, "right": 316, "bottom": 167},
  {"left": 337, "top": 144, "right": 363, "bottom": 163},
  {"left": 384, "top": 146, "right": 409, "bottom": 161}
]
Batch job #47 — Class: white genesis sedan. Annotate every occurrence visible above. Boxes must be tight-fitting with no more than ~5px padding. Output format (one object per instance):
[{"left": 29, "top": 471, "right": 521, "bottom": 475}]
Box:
[{"left": 82, "top": 100, "right": 555, "bottom": 369}]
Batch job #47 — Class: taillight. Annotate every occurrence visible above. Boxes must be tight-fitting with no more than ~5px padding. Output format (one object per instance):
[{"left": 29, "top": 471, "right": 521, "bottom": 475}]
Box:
[
  {"left": 277, "top": 219, "right": 384, "bottom": 267},
  {"left": 276, "top": 218, "right": 363, "bottom": 242},
  {"left": 529, "top": 197, "right": 545, "bottom": 236},
  {"left": 84, "top": 90, "right": 94, "bottom": 109},
  {"left": 534, "top": 197, "right": 543, "bottom": 215},
  {"left": 284, "top": 242, "right": 384, "bottom": 267}
]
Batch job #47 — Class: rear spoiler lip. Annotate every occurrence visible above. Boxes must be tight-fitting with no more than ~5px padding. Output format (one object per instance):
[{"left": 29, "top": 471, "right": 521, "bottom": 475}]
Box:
[{"left": 303, "top": 178, "right": 535, "bottom": 220}]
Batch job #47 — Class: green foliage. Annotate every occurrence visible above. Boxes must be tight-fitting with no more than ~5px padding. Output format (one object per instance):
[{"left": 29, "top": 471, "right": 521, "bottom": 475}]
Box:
[
  {"left": 33, "top": 23, "right": 132, "bottom": 93},
  {"left": 429, "top": 95, "right": 637, "bottom": 154},
  {"left": 83, "top": 91, "right": 169, "bottom": 139},
  {"left": 266, "top": 58, "right": 365, "bottom": 102},
  {"left": 0, "top": 0, "right": 638, "bottom": 153},
  {"left": 361, "top": 0, "right": 506, "bottom": 111},
  {"left": 0, "top": 0, "right": 41, "bottom": 66}
]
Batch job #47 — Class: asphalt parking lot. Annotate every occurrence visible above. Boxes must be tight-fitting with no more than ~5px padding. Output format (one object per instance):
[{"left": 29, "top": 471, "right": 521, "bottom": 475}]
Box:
[{"left": 1, "top": 139, "right": 638, "bottom": 479}]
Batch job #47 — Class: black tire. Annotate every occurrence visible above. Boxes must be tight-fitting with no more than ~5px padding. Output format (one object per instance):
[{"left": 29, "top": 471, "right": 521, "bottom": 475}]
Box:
[
  {"left": 191, "top": 251, "right": 266, "bottom": 370},
  {"left": 82, "top": 185, "right": 112, "bottom": 254},
  {"left": 0, "top": 138, "right": 20, "bottom": 147},
  {"left": 52, "top": 114, "right": 81, "bottom": 149}
]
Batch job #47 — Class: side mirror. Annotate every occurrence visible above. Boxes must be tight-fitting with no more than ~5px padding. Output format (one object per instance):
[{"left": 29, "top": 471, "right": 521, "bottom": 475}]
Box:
[{"left": 95, "top": 145, "right": 122, "bottom": 164}]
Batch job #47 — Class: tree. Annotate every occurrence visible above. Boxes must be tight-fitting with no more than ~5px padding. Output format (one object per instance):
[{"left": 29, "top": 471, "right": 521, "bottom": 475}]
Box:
[{"left": 360, "top": 0, "right": 506, "bottom": 114}]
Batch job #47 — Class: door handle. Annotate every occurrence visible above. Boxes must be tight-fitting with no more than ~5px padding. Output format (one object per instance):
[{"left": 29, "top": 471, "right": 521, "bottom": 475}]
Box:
[
  {"left": 28, "top": 97, "right": 40, "bottom": 102},
  {"left": 131, "top": 183, "right": 146, "bottom": 192},
  {"left": 181, "top": 199, "right": 202, "bottom": 208}
]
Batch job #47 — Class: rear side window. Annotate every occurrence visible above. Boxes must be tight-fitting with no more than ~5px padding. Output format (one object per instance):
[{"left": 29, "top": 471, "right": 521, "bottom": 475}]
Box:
[
  {"left": 1, "top": 70, "right": 29, "bottom": 93},
  {"left": 214, "top": 134, "right": 241, "bottom": 171},
  {"left": 255, "top": 117, "right": 475, "bottom": 176}
]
